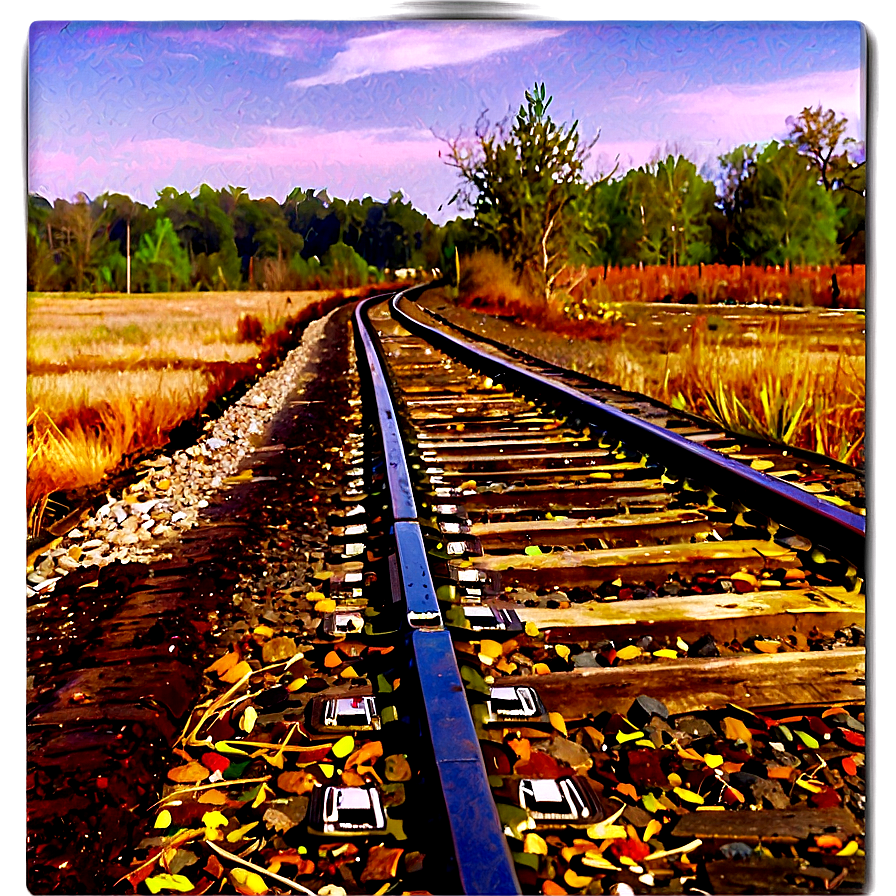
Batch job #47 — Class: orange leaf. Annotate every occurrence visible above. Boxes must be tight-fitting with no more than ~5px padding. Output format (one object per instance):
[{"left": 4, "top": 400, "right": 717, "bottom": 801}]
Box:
[
  {"left": 360, "top": 845, "right": 404, "bottom": 882},
  {"left": 207, "top": 651, "right": 238, "bottom": 675},
  {"left": 543, "top": 881, "right": 568, "bottom": 895},
  {"left": 168, "top": 762, "right": 210, "bottom": 783},
  {"left": 324, "top": 651, "right": 342, "bottom": 668},
  {"left": 221, "top": 660, "right": 252, "bottom": 684},
  {"left": 616, "top": 782, "right": 638, "bottom": 800},
  {"left": 277, "top": 771, "right": 317, "bottom": 794},
  {"left": 507, "top": 738, "right": 531, "bottom": 762},
  {"left": 841, "top": 756, "right": 857, "bottom": 777},
  {"left": 346, "top": 741, "right": 384, "bottom": 769}
]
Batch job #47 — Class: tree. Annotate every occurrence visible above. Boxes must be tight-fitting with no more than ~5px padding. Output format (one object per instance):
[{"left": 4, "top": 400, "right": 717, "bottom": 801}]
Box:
[
  {"left": 446, "top": 83, "right": 592, "bottom": 302},
  {"left": 723, "top": 141, "right": 841, "bottom": 266},
  {"left": 786, "top": 106, "right": 865, "bottom": 263},
  {"left": 133, "top": 217, "right": 192, "bottom": 292}
]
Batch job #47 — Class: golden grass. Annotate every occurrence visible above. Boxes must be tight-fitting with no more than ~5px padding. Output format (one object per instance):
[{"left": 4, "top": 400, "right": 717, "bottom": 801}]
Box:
[
  {"left": 453, "top": 259, "right": 865, "bottom": 467},
  {"left": 27, "top": 290, "right": 323, "bottom": 368},
  {"left": 26, "top": 289, "right": 352, "bottom": 534}
]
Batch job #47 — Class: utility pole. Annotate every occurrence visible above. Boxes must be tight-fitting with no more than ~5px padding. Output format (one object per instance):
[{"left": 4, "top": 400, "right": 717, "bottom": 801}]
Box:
[{"left": 126, "top": 219, "right": 131, "bottom": 294}]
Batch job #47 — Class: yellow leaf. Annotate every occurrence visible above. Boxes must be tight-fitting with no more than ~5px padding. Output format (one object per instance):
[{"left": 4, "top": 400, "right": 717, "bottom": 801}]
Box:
[
  {"left": 653, "top": 649, "right": 679, "bottom": 659},
  {"left": 524, "top": 621, "right": 541, "bottom": 638},
  {"left": 252, "top": 783, "right": 270, "bottom": 809},
  {"left": 563, "top": 870, "right": 593, "bottom": 889},
  {"left": 318, "top": 763, "right": 335, "bottom": 778},
  {"left": 202, "top": 811, "right": 229, "bottom": 829},
  {"left": 752, "top": 640, "right": 780, "bottom": 654},
  {"left": 221, "top": 660, "right": 252, "bottom": 684},
  {"left": 208, "top": 651, "right": 239, "bottom": 675},
  {"left": 548, "top": 712, "right": 568, "bottom": 736},
  {"left": 253, "top": 625, "right": 274, "bottom": 639},
  {"left": 616, "top": 645, "right": 642, "bottom": 660},
  {"left": 229, "top": 867, "right": 269, "bottom": 895},
  {"left": 836, "top": 841, "right": 859, "bottom": 857},
  {"left": 704, "top": 753, "right": 724, "bottom": 769},
  {"left": 286, "top": 677, "right": 307, "bottom": 692},
  {"left": 751, "top": 459, "right": 774, "bottom": 471},
  {"left": 555, "top": 645, "right": 570, "bottom": 660},
  {"left": 616, "top": 730, "right": 645, "bottom": 744},
  {"left": 228, "top": 821, "right": 260, "bottom": 843},
  {"left": 333, "top": 735, "right": 356, "bottom": 759},
  {"left": 676, "top": 637, "right": 689, "bottom": 651},
  {"left": 479, "top": 639, "right": 503, "bottom": 658},
  {"left": 524, "top": 832, "right": 549, "bottom": 855},
  {"left": 340, "top": 666, "right": 359, "bottom": 679},
  {"left": 673, "top": 787, "right": 704, "bottom": 805},
  {"left": 215, "top": 741, "right": 250, "bottom": 755},
  {"left": 156, "top": 479, "right": 172, "bottom": 491},
  {"left": 146, "top": 873, "right": 195, "bottom": 893},
  {"left": 314, "top": 598, "right": 337, "bottom": 613},
  {"left": 581, "top": 852, "right": 618, "bottom": 870},
  {"left": 644, "top": 819, "right": 662, "bottom": 842},
  {"left": 721, "top": 717, "right": 753, "bottom": 745},
  {"left": 533, "top": 662, "right": 551, "bottom": 675},
  {"left": 587, "top": 805, "right": 626, "bottom": 841},
  {"left": 154, "top": 809, "right": 172, "bottom": 829},
  {"left": 240, "top": 706, "right": 258, "bottom": 734}
]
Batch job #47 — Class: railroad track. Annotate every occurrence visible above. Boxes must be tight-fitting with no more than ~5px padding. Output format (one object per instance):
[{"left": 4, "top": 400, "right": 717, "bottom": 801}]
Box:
[{"left": 29, "top": 289, "right": 866, "bottom": 895}]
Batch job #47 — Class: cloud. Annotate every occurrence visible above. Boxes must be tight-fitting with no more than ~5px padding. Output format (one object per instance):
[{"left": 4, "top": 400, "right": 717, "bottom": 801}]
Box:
[
  {"left": 656, "top": 68, "right": 864, "bottom": 144},
  {"left": 28, "top": 125, "right": 446, "bottom": 205},
  {"left": 289, "top": 23, "right": 565, "bottom": 88}
]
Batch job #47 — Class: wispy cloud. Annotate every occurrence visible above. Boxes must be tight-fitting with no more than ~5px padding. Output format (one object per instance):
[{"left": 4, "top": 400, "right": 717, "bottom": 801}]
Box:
[
  {"left": 29, "top": 125, "right": 445, "bottom": 204},
  {"left": 289, "top": 24, "right": 566, "bottom": 88},
  {"left": 656, "top": 69, "right": 864, "bottom": 143}
]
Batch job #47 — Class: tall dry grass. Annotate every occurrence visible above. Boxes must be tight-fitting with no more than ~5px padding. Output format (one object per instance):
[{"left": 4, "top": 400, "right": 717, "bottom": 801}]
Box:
[
  {"left": 608, "top": 321, "right": 865, "bottom": 465},
  {"left": 453, "top": 256, "right": 865, "bottom": 466},
  {"left": 26, "top": 289, "right": 359, "bottom": 534}
]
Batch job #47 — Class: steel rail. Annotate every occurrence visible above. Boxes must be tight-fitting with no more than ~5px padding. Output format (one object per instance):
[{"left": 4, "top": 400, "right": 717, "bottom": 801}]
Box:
[
  {"left": 352, "top": 295, "right": 522, "bottom": 896},
  {"left": 390, "top": 291, "right": 866, "bottom": 570}
]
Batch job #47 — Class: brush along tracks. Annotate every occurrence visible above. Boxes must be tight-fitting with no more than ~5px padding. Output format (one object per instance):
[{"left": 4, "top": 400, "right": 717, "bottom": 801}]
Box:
[{"left": 362, "top": 290, "right": 866, "bottom": 895}]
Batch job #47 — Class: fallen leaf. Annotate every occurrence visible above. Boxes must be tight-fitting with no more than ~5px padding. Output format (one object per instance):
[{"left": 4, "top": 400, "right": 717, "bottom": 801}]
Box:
[
  {"left": 703, "top": 753, "right": 724, "bottom": 769},
  {"left": 227, "top": 822, "right": 260, "bottom": 843},
  {"left": 221, "top": 661, "right": 252, "bottom": 684},
  {"left": 644, "top": 819, "right": 662, "bottom": 842},
  {"left": 202, "top": 811, "right": 228, "bottom": 829},
  {"left": 524, "top": 621, "right": 540, "bottom": 638},
  {"left": 563, "top": 869, "right": 593, "bottom": 889},
  {"left": 652, "top": 649, "right": 678, "bottom": 659},
  {"left": 524, "top": 832, "right": 548, "bottom": 855},
  {"left": 155, "top": 810, "right": 172, "bottom": 829},
  {"left": 229, "top": 867, "right": 268, "bottom": 895},
  {"left": 146, "top": 873, "right": 195, "bottom": 893},
  {"left": 616, "top": 645, "right": 642, "bottom": 660},
  {"left": 314, "top": 598, "right": 337, "bottom": 613},
  {"left": 208, "top": 652, "right": 239, "bottom": 676},
  {"left": 240, "top": 707, "right": 258, "bottom": 734},
  {"left": 277, "top": 771, "right": 317, "bottom": 794},
  {"left": 542, "top": 881, "right": 567, "bottom": 895},
  {"left": 332, "top": 735, "right": 355, "bottom": 758},
  {"left": 168, "top": 763, "right": 210, "bottom": 784},
  {"left": 385, "top": 754, "right": 412, "bottom": 782},
  {"left": 361, "top": 845, "right": 404, "bottom": 882},
  {"left": 548, "top": 712, "right": 568, "bottom": 736},
  {"left": 842, "top": 756, "right": 858, "bottom": 777},
  {"left": 720, "top": 717, "right": 752, "bottom": 745}
]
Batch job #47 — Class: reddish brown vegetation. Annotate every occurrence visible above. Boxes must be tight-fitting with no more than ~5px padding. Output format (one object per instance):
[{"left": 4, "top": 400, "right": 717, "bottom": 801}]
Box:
[{"left": 559, "top": 264, "right": 865, "bottom": 308}]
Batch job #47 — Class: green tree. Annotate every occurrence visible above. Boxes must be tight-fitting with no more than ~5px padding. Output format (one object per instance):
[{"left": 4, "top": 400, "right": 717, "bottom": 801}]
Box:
[
  {"left": 446, "top": 83, "right": 591, "bottom": 302},
  {"left": 133, "top": 217, "right": 192, "bottom": 292},
  {"left": 786, "top": 106, "right": 865, "bottom": 263},
  {"left": 726, "top": 141, "right": 841, "bottom": 266}
]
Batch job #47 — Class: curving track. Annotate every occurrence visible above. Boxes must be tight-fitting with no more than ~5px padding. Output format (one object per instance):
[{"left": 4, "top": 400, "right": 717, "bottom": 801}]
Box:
[{"left": 30, "top": 288, "right": 865, "bottom": 895}]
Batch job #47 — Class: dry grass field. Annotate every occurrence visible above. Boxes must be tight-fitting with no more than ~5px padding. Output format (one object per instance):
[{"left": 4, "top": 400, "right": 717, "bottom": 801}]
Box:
[
  {"left": 26, "top": 290, "right": 352, "bottom": 532},
  {"left": 442, "top": 255, "right": 866, "bottom": 467}
]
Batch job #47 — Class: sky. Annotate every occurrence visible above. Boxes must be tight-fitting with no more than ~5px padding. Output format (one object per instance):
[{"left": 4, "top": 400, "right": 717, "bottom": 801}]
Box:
[{"left": 27, "top": 18, "right": 866, "bottom": 224}]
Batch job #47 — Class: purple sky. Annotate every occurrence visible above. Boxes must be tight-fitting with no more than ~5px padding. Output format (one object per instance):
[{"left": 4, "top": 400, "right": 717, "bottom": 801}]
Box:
[{"left": 28, "top": 20, "right": 865, "bottom": 223}]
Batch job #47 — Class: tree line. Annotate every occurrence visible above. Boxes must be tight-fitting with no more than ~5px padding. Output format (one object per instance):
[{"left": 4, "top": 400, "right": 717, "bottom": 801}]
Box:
[
  {"left": 446, "top": 86, "right": 865, "bottom": 302},
  {"left": 27, "top": 89, "right": 864, "bottom": 296},
  {"left": 27, "top": 185, "right": 460, "bottom": 293}
]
